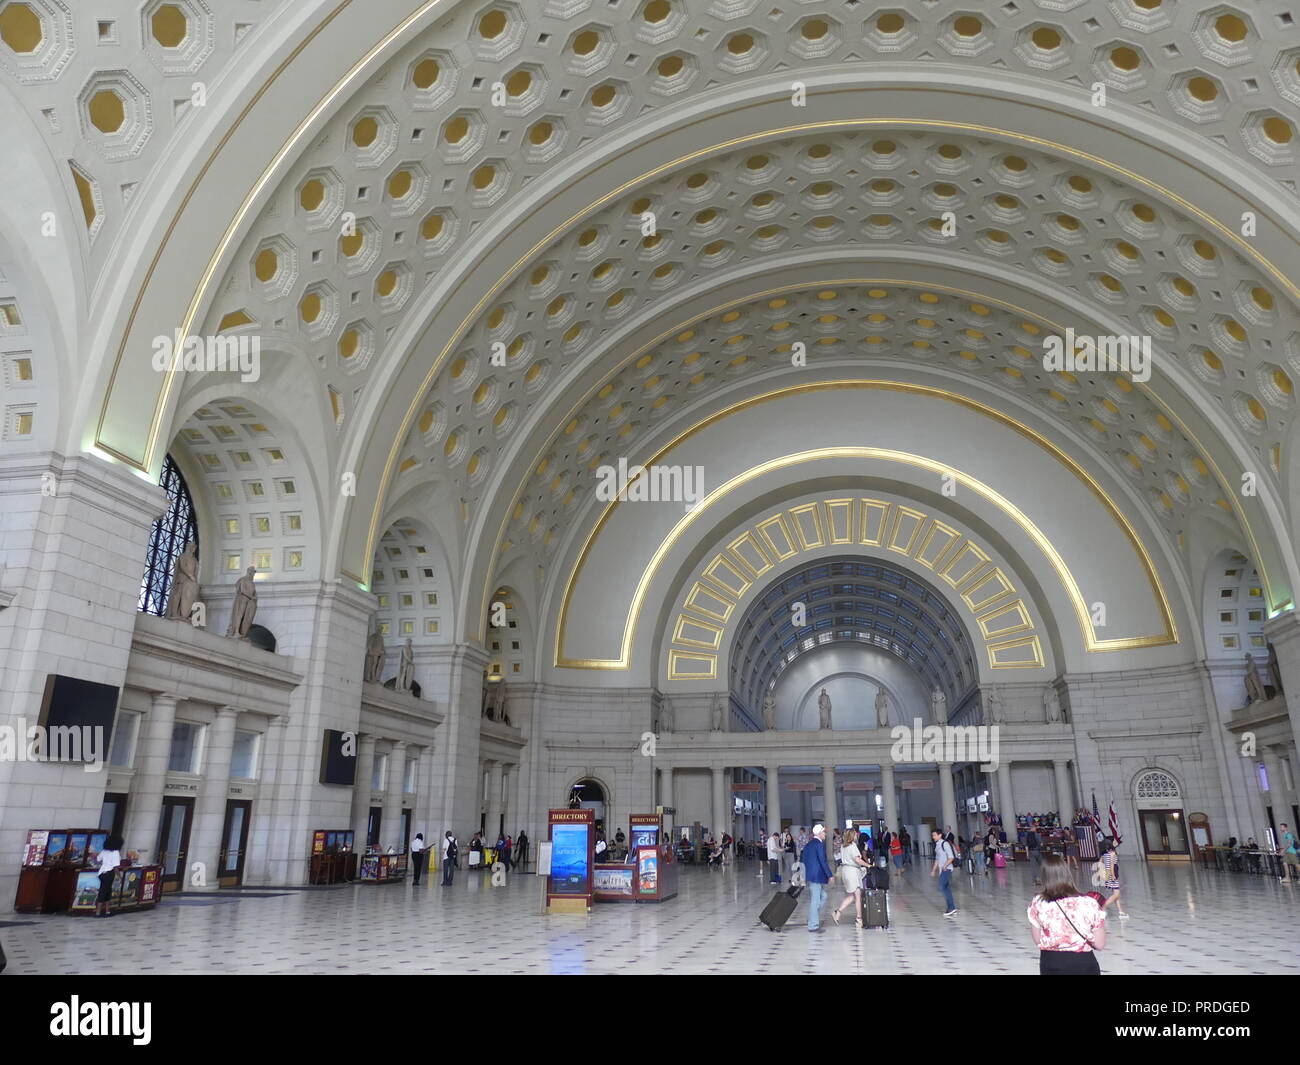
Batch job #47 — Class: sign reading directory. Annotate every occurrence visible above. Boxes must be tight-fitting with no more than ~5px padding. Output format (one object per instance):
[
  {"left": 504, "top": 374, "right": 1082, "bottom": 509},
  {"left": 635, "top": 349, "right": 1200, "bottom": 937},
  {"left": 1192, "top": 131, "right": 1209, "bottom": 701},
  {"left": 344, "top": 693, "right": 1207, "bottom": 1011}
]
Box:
[{"left": 546, "top": 808, "right": 594, "bottom": 913}]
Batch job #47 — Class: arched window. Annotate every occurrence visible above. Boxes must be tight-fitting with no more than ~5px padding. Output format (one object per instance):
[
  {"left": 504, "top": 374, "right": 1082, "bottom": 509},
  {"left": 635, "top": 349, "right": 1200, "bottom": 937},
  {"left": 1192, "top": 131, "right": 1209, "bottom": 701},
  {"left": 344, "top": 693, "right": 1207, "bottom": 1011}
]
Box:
[
  {"left": 138, "top": 454, "right": 199, "bottom": 615},
  {"left": 1134, "top": 769, "right": 1181, "bottom": 801}
]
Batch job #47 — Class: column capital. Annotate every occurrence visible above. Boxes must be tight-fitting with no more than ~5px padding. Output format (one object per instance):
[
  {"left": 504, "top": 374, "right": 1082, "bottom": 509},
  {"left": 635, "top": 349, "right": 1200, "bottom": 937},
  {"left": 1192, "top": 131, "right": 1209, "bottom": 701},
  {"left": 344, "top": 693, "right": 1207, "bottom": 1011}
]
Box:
[
  {"left": 150, "top": 692, "right": 181, "bottom": 709},
  {"left": 216, "top": 705, "right": 242, "bottom": 719}
]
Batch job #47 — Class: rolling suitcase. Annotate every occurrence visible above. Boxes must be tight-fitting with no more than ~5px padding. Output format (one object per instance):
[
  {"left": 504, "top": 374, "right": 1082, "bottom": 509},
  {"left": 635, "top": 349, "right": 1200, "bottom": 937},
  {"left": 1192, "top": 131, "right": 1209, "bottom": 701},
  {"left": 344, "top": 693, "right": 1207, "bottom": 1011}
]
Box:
[
  {"left": 863, "top": 890, "right": 888, "bottom": 929},
  {"left": 993, "top": 851, "right": 1006, "bottom": 869},
  {"left": 873, "top": 858, "right": 890, "bottom": 891},
  {"left": 759, "top": 887, "right": 799, "bottom": 931}
]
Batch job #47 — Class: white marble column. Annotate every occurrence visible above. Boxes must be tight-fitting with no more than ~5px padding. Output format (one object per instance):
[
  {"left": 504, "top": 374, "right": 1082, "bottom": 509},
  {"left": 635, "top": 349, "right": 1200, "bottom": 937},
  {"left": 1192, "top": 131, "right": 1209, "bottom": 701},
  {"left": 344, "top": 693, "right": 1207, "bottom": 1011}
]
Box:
[
  {"left": 938, "top": 762, "right": 956, "bottom": 838},
  {"left": 881, "top": 762, "right": 898, "bottom": 836},
  {"left": 711, "top": 764, "right": 727, "bottom": 841},
  {"left": 123, "top": 693, "right": 180, "bottom": 862},
  {"left": 383, "top": 741, "right": 408, "bottom": 850},
  {"left": 1262, "top": 746, "right": 1289, "bottom": 841},
  {"left": 426, "top": 645, "right": 492, "bottom": 840},
  {"left": 997, "top": 759, "right": 1016, "bottom": 838},
  {"left": 1053, "top": 759, "right": 1074, "bottom": 818},
  {"left": 1263, "top": 612, "right": 1300, "bottom": 763},
  {"left": 191, "top": 706, "right": 240, "bottom": 888},
  {"left": 485, "top": 761, "right": 504, "bottom": 843},
  {"left": 247, "top": 715, "right": 287, "bottom": 884},
  {"left": 350, "top": 734, "right": 377, "bottom": 849},
  {"left": 766, "top": 764, "right": 782, "bottom": 833},
  {"left": 822, "top": 765, "right": 838, "bottom": 837}
]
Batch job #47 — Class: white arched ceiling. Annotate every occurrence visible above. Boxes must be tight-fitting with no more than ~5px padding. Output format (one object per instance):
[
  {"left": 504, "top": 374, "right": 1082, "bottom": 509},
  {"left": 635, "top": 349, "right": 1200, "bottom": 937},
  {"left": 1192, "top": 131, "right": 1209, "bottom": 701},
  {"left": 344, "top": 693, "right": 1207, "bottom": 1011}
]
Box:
[
  {"left": 168, "top": 394, "right": 325, "bottom": 585},
  {"left": 370, "top": 516, "right": 449, "bottom": 645},
  {"left": 16, "top": 1, "right": 1291, "bottom": 654},
  {"left": 767, "top": 640, "right": 931, "bottom": 733}
]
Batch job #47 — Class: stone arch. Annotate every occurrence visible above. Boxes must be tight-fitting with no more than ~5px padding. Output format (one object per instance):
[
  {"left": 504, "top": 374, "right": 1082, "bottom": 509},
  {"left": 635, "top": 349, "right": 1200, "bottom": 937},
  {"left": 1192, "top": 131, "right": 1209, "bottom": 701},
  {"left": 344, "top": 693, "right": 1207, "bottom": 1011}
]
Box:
[{"left": 369, "top": 515, "right": 451, "bottom": 650}]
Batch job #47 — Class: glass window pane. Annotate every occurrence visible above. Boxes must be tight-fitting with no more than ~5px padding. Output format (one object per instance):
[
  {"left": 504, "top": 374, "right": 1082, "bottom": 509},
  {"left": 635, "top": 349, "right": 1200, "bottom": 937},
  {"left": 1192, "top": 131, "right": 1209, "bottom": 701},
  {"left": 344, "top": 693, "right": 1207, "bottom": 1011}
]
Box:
[
  {"left": 372, "top": 753, "right": 387, "bottom": 792},
  {"left": 109, "top": 712, "right": 139, "bottom": 767},
  {"left": 230, "top": 730, "right": 259, "bottom": 780},
  {"left": 168, "top": 722, "right": 201, "bottom": 774},
  {"left": 138, "top": 455, "right": 200, "bottom": 616}
]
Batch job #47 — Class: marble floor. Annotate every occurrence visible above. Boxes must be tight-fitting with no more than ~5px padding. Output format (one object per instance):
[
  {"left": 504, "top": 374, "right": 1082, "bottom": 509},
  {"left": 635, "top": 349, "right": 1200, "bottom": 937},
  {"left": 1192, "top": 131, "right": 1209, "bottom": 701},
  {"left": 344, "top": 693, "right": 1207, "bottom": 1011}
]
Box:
[{"left": 3, "top": 857, "right": 1296, "bottom": 975}]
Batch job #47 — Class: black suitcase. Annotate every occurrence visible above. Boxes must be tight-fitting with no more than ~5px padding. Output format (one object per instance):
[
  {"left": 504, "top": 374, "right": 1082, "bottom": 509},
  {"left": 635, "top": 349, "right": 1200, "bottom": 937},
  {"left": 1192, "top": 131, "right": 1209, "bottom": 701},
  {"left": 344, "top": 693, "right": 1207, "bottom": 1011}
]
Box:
[
  {"left": 863, "top": 890, "right": 888, "bottom": 929},
  {"left": 871, "top": 859, "right": 890, "bottom": 891},
  {"left": 759, "top": 890, "right": 799, "bottom": 931}
]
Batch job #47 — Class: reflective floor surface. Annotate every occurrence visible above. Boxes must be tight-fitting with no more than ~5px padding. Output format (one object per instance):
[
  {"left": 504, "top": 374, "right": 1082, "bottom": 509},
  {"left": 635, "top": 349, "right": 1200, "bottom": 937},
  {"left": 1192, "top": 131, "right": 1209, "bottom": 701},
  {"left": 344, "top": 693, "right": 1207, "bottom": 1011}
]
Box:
[{"left": 3, "top": 856, "right": 1295, "bottom": 974}]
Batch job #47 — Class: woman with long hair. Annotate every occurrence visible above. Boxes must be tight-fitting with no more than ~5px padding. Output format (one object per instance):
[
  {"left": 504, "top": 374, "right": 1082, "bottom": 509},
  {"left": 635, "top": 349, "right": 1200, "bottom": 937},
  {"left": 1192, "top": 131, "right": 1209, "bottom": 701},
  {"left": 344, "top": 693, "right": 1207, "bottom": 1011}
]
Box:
[
  {"left": 1027, "top": 854, "right": 1106, "bottom": 974},
  {"left": 1098, "top": 836, "right": 1129, "bottom": 918},
  {"left": 831, "top": 828, "right": 871, "bottom": 927}
]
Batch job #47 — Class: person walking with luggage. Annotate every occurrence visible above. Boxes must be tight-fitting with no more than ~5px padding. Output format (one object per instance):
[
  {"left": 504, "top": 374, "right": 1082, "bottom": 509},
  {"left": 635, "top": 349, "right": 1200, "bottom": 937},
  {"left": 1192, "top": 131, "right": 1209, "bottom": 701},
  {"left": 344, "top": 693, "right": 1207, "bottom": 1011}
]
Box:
[
  {"left": 831, "top": 828, "right": 870, "bottom": 927},
  {"left": 767, "top": 830, "right": 782, "bottom": 885},
  {"left": 1027, "top": 854, "right": 1106, "bottom": 974},
  {"left": 803, "top": 824, "right": 833, "bottom": 933},
  {"left": 441, "top": 831, "right": 458, "bottom": 886},
  {"left": 1098, "top": 837, "right": 1129, "bottom": 918},
  {"left": 1026, "top": 828, "right": 1042, "bottom": 883},
  {"left": 931, "top": 829, "right": 958, "bottom": 916},
  {"left": 410, "top": 833, "right": 427, "bottom": 886}
]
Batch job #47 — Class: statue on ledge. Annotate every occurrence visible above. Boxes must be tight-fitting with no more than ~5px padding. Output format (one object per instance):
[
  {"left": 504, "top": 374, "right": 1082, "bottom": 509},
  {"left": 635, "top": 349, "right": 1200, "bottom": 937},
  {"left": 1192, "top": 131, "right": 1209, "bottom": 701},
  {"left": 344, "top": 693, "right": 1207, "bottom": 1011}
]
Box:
[
  {"left": 659, "top": 696, "right": 674, "bottom": 734},
  {"left": 225, "top": 566, "right": 258, "bottom": 638},
  {"left": 364, "top": 628, "right": 385, "bottom": 684},
  {"left": 984, "top": 686, "right": 1004, "bottom": 725},
  {"left": 396, "top": 637, "right": 414, "bottom": 693},
  {"left": 165, "top": 541, "right": 200, "bottom": 622},
  {"left": 761, "top": 693, "right": 776, "bottom": 731},
  {"left": 711, "top": 694, "right": 725, "bottom": 732},
  {"left": 930, "top": 687, "right": 946, "bottom": 725},
  {"left": 1268, "top": 642, "right": 1284, "bottom": 696},
  {"left": 1043, "top": 684, "right": 1062, "bottom": 724},
  {"left": 1244, "top": 654, "right": 1267, "bottom": 705},
  {"left": 875, "top": 687, "right": 890, "bottom": 728},
  {"left": 818, "top": 688, "right": 832, "bottom": 730}
]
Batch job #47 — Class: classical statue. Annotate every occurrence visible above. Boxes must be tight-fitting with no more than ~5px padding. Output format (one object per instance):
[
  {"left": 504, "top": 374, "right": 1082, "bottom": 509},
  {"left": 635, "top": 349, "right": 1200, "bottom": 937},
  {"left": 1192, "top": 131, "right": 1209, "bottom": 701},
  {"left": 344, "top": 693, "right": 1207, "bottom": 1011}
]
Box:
[
  {"left": 874, "top": 687, "right": 890, "bottom": 728},
  {"left": 711, "top": 694, "right": 725, "bottom": 732},
  {"left": 225, "top": 566, "right": 258, "bottom": 638},
  {"left": 397, "top": 638, "right": 415, "bottom": 693},
  {"left": 930, "top": 687, "right": 946, "bottom": 724},
  {"left": 1244, "top": 654, "right": 1267, "bottom": 705},
  {"left": 1268, "top": 642, "right": 1284, "bottom": 696},
  {"left": 1043, "top": 684, "right": 1062, "bottom": 724},
  {"left": 984, "top": 686, "right": 1004, "bottom": 725},
  {"left": 364, "top": 628, "right": 386, "bottom": 684},
  {"left": 761, "top": 693, "right": 777, "bottom": 731},
  {"left": 165, "top": 541, "right": 200, "bottom": 622},
  {"left": 659, "top": 696, "right": 674, "bottom": 733},
  {"left": 818, "top": 688, "right": 832, "bottom": 730}
]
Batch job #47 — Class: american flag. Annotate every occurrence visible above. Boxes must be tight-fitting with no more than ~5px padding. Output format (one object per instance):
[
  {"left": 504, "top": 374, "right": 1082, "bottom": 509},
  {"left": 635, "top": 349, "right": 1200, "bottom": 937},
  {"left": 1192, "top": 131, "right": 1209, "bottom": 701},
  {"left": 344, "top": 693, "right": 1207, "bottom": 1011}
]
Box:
[
  {"left": 1091, "top": 791, "right": 1102, "bottom": 830},
  {"left": 1108, "top": 801, "right": 1123, "bottom": 846}
]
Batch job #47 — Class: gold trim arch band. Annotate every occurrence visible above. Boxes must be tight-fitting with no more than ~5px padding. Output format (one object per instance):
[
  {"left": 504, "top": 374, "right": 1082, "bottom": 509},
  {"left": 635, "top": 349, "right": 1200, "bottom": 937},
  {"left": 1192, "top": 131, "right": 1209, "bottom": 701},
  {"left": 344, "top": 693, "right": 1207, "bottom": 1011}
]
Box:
[{"left": 554, "top": 441, "right": 1178, "bottom": 672}]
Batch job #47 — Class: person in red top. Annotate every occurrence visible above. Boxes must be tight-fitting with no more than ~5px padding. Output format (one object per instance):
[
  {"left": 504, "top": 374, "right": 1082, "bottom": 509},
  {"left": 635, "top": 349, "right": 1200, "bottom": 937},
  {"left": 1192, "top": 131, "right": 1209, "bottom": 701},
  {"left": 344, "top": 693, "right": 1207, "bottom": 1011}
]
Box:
[
  {"left": 889, "top": 830, "right": 904, "bottom": 875},
  {"left": 1026, "top": 854, "right": 1107, "bottom": 974}
]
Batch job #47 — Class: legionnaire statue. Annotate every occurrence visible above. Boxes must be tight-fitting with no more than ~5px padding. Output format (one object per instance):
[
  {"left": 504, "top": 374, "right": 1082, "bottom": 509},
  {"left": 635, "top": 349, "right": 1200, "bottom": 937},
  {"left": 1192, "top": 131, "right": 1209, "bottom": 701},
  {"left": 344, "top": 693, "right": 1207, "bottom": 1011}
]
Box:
[{"left": 225, "top": 566, "right": 258, "bottom": 638}]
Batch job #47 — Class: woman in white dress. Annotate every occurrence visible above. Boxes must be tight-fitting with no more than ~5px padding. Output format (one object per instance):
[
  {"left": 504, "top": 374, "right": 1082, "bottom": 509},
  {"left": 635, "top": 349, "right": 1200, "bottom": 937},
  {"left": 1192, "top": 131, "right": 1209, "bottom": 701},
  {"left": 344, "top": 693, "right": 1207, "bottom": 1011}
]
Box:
[{"left": 831, "top": 828, "right": 872, "bottom": 927}]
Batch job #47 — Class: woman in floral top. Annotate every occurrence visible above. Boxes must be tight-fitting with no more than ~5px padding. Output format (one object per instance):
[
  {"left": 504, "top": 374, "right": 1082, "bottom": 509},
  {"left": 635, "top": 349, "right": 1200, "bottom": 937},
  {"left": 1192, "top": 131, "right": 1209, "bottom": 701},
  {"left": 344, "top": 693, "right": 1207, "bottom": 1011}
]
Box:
[{"left": 1026, "top": 855, "right": 1107, "bottom": 974}]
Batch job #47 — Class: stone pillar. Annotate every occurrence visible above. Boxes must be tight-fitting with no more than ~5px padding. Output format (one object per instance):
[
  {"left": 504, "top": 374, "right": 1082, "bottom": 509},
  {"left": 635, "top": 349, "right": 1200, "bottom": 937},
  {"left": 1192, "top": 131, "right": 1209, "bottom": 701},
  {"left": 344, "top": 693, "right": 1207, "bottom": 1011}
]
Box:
[
  {"left": 938, "top": 763, "right": 956, "bottom": 839},
  {"left": 659, "top": 764, "right": 674, "bottom": 824},
  {"left": 383, "top": 741, "right": 408, "bottom": 850},
  {"left": 1263, "top": 612, "right": 1300, "bottom": 764},
  {"left": 350, "top": 734, "right": 377, "bottom": 850},
  {"left": 1262, "top": 746, "right": 1289, "bottom": 841},
  {"left": 191, "top": 706, "right": 240, "bottom": 888},
  {"left": 822, "top": 765, "right": 838, "bottom": 837},
  {"left": 247, "top": 715, "right": 287, "bottom": 884},
  {"left": 997, "top": 760, "right": 1016, "bottom": 841},
  {"left": 1053, "top": 759, "right": 1074, "bottom": 819},
  {"left": 425, "top": 645, "right": 491, "bottom": 841},
  {"left": 766, "top": 764, "right": 781, "bottom": 833},
  {"left": 122, "top": 692, "right": 180, "bottom": 863},
  {"left": 711, "top": 765, "right": 727, "bottom": 842},
  {"left": 0, "top": 453, "right": 168, "bottom": 910},
  {"left": 880, "top": 762, "right": 898, "bottom": 836},
  {"left": 485, "top": 761, "right": 504, "bottom": 843}
]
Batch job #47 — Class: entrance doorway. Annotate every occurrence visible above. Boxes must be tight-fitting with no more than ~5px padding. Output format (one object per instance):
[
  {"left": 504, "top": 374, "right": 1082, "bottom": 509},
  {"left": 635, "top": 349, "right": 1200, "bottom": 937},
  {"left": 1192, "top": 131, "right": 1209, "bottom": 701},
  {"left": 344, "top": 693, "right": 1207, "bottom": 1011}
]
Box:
[
  {"left": 569, "top": 779, "right": 606, "bottom": 834},
  {"left": 1139, "top": 808, "right": 1190, "bottom": 860},
  {"left": 157, "top": 796, "right": 195, "bottom": 891},
  {"left": 218, "top": 799, "right": 252, "bottom": 887}
]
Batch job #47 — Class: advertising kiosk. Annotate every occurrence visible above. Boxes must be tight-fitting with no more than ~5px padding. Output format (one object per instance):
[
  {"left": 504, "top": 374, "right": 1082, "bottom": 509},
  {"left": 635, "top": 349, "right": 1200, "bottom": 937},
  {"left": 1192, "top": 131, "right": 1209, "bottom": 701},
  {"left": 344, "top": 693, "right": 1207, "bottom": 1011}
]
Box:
[
  {"left": 15, "top": 827, "right": 118, "bottom": 914},
  {"left": 547, "top": 808, "right": 594, "bottom": 913},
  {"left": 308, "top": 829, "right": 358, "bottom": 884},
  {"left": 592, "top": 814, "right": 678, "bottom": 904}
]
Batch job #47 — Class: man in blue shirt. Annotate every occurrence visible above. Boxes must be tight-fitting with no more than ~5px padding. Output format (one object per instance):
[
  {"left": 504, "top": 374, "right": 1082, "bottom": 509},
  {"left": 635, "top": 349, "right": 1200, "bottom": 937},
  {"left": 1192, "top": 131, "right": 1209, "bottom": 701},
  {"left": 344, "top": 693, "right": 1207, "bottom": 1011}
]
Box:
[
  {"left": 1280, "top": 823, "right": 1299, "bottom": 883},
  {"left": 802, "top": 823, "right": 832, "bottom": 932}
]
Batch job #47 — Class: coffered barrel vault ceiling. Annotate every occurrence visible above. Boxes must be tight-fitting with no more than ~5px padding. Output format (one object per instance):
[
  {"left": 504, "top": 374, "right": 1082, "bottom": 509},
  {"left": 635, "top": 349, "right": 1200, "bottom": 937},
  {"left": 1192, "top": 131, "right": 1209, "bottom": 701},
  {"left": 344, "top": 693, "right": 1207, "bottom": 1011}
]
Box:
[{"left": 1, "top": 0, "right": 1296, "bottom": 679}]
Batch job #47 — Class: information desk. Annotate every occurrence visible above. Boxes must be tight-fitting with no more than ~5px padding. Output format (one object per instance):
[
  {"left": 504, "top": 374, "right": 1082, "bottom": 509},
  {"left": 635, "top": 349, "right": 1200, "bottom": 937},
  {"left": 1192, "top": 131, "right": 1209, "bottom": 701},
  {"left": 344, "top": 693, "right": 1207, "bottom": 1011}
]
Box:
[
  {"left": 69, "top": 866, "right": 162, "bottom": 914},
  {"left": 309, "top": 851, "right": 358, "bottom": 884},
  {"left": 359, "top": 853, "right": 408, "bottom": 883}
]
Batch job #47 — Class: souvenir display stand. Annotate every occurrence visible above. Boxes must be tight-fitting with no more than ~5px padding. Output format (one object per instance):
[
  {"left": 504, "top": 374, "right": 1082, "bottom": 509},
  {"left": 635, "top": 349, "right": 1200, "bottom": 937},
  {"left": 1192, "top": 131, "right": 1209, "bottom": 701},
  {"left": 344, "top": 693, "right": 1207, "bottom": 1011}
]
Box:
[
  {"left": 15, "top": 828, "right": 112, "bottom": 914},
  {"left": 68, "top": 865, "right": 162, "bottom": 914},
  {"left": 308, "top": 829, "right": 358, "bottom": 884},
  {"left": 359, "top": 851, "right": 408, "bottom": 883}
]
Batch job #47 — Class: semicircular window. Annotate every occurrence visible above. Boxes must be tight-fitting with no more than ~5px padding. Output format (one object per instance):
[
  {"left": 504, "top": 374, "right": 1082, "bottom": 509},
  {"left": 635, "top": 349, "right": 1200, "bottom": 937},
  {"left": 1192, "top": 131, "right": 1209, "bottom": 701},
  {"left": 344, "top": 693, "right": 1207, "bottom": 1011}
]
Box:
[{"left": 138, "top": 454, "right": 199, "bottom": 616}]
